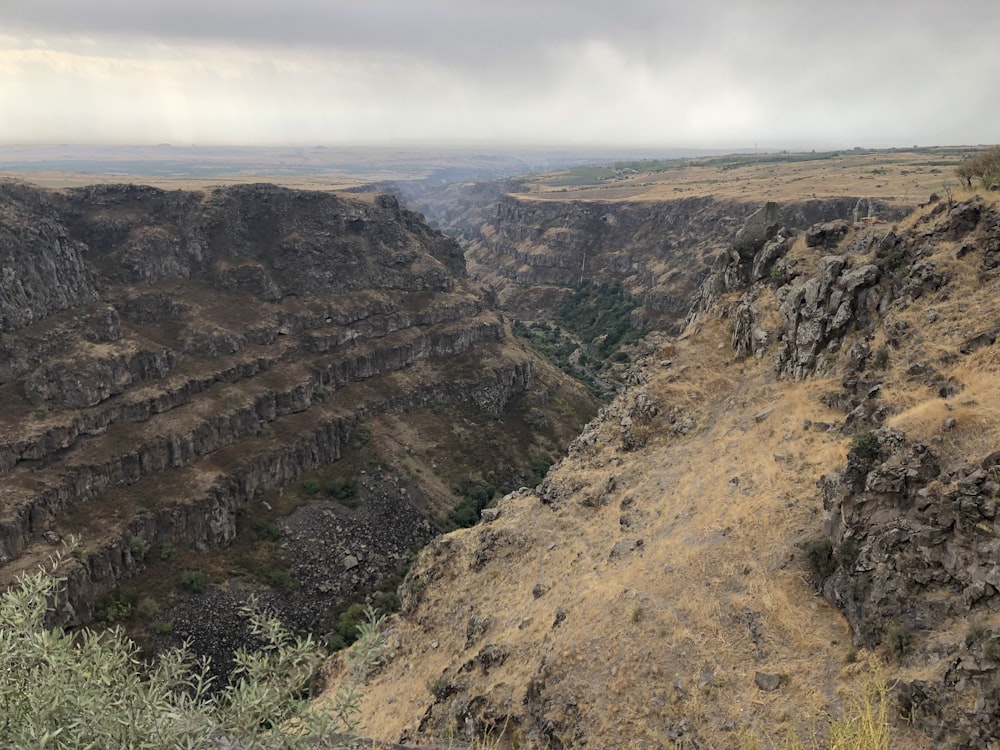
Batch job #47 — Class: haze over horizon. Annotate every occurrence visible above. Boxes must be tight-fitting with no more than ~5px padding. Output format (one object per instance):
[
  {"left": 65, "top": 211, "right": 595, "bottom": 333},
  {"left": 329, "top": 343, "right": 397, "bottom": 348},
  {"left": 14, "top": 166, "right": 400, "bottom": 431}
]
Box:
[{"left": 2, "top": 0, "right": 998, "bottom": 150}]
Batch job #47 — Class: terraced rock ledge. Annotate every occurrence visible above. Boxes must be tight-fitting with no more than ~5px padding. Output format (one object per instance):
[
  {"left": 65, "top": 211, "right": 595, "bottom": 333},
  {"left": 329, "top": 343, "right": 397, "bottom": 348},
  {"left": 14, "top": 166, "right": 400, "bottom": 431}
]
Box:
[{"left": 0, "top": 180, "right": 591, "bottom": 631}]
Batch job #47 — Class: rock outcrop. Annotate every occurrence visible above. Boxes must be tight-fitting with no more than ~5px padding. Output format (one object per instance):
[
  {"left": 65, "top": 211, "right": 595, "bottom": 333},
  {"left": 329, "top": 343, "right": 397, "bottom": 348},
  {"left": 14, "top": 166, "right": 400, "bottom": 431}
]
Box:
[
  {"left": 0, "top": 179, "right": 591, "bottom": 635},
  {"left": 468, "top": 194, "right": 903, "bottom": 333}
]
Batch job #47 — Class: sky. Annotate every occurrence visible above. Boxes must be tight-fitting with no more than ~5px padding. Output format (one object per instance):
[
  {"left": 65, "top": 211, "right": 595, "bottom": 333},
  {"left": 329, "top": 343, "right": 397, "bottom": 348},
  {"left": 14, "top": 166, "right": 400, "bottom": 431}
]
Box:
[{"left": 1, "top": 0, "right": 998, "bottom": 149}]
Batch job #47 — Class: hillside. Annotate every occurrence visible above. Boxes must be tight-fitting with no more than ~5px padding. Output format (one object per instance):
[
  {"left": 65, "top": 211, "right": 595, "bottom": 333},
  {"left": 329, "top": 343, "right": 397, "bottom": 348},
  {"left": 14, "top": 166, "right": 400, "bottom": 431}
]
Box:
[
  {"left": 0, "top": 180, "right": 595, "bottom": 668},
  {"left": 335, "top": 188, "right": 1000, "bottom": 749},
  {"left": 420, "top": 149, "right": 965, "bottom": 337}
]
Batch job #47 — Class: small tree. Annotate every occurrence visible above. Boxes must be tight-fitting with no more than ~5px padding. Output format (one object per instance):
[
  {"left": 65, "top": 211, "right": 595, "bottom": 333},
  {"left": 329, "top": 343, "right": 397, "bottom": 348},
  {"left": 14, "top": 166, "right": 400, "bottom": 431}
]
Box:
[
  {"left": 0, "top": 549, "right": 384, "bottom": 749},
  {"left": 955, "top": 146, "right": 1000, "bottom": 189}
]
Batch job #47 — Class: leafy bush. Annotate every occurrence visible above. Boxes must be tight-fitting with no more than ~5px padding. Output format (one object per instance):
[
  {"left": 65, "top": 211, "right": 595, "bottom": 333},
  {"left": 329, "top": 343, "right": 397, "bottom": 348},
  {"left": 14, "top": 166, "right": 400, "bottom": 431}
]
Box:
[
  {"left": 427, "top": 675, "right": 452, "bottom": 700},
  {"left": 803, "top": 538, "right": 835, "bottom": 578},
  {"left": 325, "top": 477, "right": 359, "bottom": 507},
  {"left": 873, "top": 345, "right": 889, "bottom": 370},
  {"left": 0, "top": 552, "right": 386, "bottom": 749},
  {"left": 252, "top": 519, "right": 282, "bottom": 542},
  {"left": 349, "top": 421, "right": 371, "bottom": 450},
  {"left": 836, "top": 538, "right": 860, "bottom": 569},
  {"left": 135, "top": 597, "right": 160, "bottom": 620},
  {"left": 850, "top": 431, "right": 881, "bottom": 464},
  {"left": 96, "top": 585, "right": 139, "bottom": 623},
  {"left": 150, "top": 619, "right": 174, "bottom": 635},
  {"left": 159, "top": 543, "right": 178, "bottom": 562},
  {"left": 299, "top": 478, "right": 322, "bottom": 496},
  {"left": 179, "top": 569, "right": 207, "bottom": 594},
  {"left": 129, "top": 537, "right": 150, "bottom": 561},
  {"left": 955, "top": 146, "right": 1000, "bottom": 189},
  {"left": 886, "top": 621, "right": 912, "bottom": 659}
]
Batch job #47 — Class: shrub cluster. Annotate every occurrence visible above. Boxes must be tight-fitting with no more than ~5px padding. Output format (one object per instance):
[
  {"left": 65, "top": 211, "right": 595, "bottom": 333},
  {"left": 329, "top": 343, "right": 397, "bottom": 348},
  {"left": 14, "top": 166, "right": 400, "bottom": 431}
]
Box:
[
  {"left": 0, "top": 551, "right": 385, "bottom": 749},
  {"left": 955, "top": 146, "right": 1000, "bottom": 189}
]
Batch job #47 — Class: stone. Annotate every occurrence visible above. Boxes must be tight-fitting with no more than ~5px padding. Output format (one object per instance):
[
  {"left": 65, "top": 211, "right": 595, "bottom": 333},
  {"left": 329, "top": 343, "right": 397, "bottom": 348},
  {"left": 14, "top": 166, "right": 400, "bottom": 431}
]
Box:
[
  {"left": 754, "top": 672, "right": 782, "bottom": 691},
  {"left": 342, "top": 554, "right": 359, "bottom": 571}
]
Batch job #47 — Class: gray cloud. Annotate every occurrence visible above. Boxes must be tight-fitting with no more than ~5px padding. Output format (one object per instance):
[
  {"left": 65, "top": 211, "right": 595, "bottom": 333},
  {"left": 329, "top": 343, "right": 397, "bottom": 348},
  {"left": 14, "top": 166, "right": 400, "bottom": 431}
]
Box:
[{"left": 1, "top": 0, "right": 998, "bottom": 146}]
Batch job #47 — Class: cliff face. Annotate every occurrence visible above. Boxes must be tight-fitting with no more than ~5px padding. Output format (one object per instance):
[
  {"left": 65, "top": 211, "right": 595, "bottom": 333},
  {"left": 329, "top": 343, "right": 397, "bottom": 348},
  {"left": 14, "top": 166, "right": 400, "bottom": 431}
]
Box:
[
  {"left": 466, "top": 193, "right": 904, "bottom": 330},
  {"left": 0, "top": 180, "right": 594, "bottom": 636},
  {"left": 343, "top": 192, "right": 1000, "bottom": 750}
]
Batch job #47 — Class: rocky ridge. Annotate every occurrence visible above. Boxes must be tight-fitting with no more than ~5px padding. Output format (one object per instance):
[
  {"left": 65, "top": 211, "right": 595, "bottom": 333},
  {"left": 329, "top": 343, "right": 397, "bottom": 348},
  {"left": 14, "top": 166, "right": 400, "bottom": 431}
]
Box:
[
  {"left": 0, "top": 180, "right": 592, "bottom": 641},
  {"left": 340, "top": 191, "right": 1000, "bottom": 749},
  {"left": 465, "top": 194, "right": 904, "bottom": 330}
]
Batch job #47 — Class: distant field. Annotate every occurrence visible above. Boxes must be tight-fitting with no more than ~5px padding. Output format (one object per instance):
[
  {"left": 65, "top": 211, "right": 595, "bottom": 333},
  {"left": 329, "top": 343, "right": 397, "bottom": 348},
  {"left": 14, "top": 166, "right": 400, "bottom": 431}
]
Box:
[
  {"left": 0, "top": 143, "right": 714, "bottom": 192},
  {"left": 523, "top": 147, "right": 981, "bottom": 205}
]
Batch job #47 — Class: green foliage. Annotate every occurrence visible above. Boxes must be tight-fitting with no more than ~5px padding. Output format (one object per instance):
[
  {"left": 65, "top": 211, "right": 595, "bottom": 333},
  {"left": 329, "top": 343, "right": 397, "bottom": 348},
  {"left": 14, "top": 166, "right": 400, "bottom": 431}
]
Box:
[
  {"left": 234, "top": 546, "right": 296, "bottom": 593},
  {"left": 252, "top": 518, "right": 282, "bottom": 542},
  {"left": 512, "top": 281, "right": 647, "bottom": 398},
  {"left": 836, "top": 538, "right": 860, "bottom": 569},
  {"left": 326, "top": 589, "right": 401, "bottom": 652},
  {"left": 439, "top": 483, "right": 497, "bottom": 531},
  {"left": 0, "top": 553, "right": 386, "bottom": 749},
  {"left": 427, "top": 675, "right": 453, "bottom": 700},
  {"left": 557, "top": 281, "right": 646, "bottom": 360},
  {"left": 179, "top": 569, "right": 207, "bottom": 594},
  {"left": 150, "top": 619, "right": 174, "bottom": 635},
  {"left": 955, "top": 146, "right": 1000, "bottom": 188},
  {"left": 299, "top": 478, "right": 322, "bottom": 496},
  {"left": 873, "top": 345, "right": 889, "bottom": 370},
  {"left": 159, "top": 542, "right": 178, "bottom": 562},
  {"left": 631, "top": 606, "right": 645, "bottom": 624},
  {"left": 129, "top": 536, "right": 150, "bottom": 561},
  {"left": 803, "top": 538, "right": 835, "bottom": 578},
  {"left": 885, "top": 621, "right": 912, "bottom": 659},
  {"left": 349, "top": 421, "right": 371, "bottom": 450},
  {"left": 850, "top": 431, "right": 881, "bottom": 464},
  {"left": 325, "top": 477, "right": 359, "bottom": 507},
  {"left": 34, "top": 405, "right": 50, "bottom": 419},
  {"left": 96, "top": 585, "right": 139, "bottom": 623},
  {"left": 136, "top": 597, "right": 160, "bottom": 620}
]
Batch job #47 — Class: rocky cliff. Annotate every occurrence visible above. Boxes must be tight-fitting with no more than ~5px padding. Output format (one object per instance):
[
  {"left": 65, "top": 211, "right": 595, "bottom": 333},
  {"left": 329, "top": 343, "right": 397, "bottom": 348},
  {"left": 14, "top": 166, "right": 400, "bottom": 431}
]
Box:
[
  {"left": 465, "top": 193, "right": 905, "bottom": 331},
  {"left": 0, "top": 180, "right": 595, "bottom": 645},
  {"left": 338, "top": 191, "right": 1000, "bottom": 749}
]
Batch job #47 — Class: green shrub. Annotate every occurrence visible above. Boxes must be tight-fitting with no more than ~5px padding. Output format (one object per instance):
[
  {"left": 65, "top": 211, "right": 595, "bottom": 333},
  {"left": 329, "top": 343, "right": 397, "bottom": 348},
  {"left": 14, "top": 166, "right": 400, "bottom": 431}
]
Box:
[
  {"left": 150, "top": 619, "right": 174, "bottom": 635},
  {"left": 873, "top": 345, "right": 889, "bottom": 370},
  {"left": 804, "top": 538, "right": 835, "bottom": 578},
  {"left": 264, "top": 568, "right": 297, "bottom": 593},
  {"left": 427, "top": 675, "right": 452, "bottom": 700},
  {"left": 0, "top": 552, "right": 386, "bottom": 748},
  {"left": 159, "top": 543, "right": 178, "bottom": 562},
  {"left": 325, "top": 477, "right": 359, "bottom": 507},
  {"left": 349, "top": 421, "right": 371, "bottom": 450},
  {"left": 836, "top": 538, "right": 860, "bottom": 569},
  {"left": 179, "top": 570, "right": 207, "bottom": 594},
  {"left": 299, "top": 478, "right": 322, "bottom": 496},
  {"left": 886, "top": 621, "right": 912, "bottom": 659},
  {"left": 95, "top": 585, "right": 139, "bottom": 623},
  {"left": 850, "top": 431, "right": 881, "bottom": 464},
  {"left": 252, "top": 519, "right": 282, "bottom": 542},
  {"left": 129, "top": 537, "right": 150, "bottom": 562},
  {"left": 135, "top": 597, "right": 160, "bottom": 620}
]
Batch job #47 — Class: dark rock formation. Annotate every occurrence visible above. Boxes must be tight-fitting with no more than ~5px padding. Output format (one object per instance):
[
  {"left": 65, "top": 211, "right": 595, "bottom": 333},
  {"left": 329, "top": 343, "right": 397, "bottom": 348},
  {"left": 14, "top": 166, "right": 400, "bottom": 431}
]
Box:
[
  {"left": 0, "top": 180, "right": 569, "bottom": 635},
  {"left": 818, "top": 430, "right": 1000, "bottom": 748}
]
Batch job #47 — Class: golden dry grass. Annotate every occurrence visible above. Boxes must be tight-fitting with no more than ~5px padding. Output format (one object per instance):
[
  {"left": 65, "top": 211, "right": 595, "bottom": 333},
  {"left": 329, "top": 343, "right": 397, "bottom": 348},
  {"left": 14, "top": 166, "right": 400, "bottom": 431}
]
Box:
[
  {"left": 519, "top": 149, "right": 970, "bottom": 206},
  {"left": 331, "top": 308, "right": 935, "bottom": 748},
  {"left": 321, "top": 190, "right": 1000, "bottom": 748}
]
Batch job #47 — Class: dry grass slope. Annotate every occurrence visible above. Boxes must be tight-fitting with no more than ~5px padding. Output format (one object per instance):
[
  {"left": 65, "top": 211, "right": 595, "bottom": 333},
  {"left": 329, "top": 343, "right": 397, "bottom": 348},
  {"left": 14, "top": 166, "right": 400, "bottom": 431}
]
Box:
[{"left": 331, "top": 189, "right": 1000, "bottom": 749}]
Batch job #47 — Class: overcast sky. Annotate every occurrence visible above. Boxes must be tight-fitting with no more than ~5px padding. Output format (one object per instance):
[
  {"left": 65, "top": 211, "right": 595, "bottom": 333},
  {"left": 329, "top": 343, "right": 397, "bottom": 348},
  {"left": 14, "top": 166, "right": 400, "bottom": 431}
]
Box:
[{"left": 1, "top": 0, "right": 998, "bottom": 149}]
